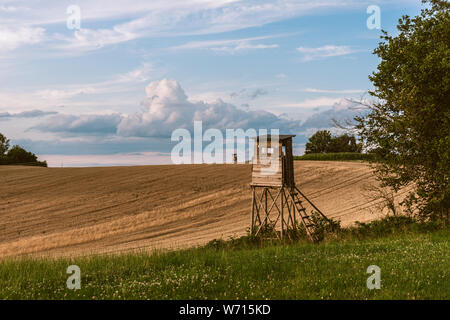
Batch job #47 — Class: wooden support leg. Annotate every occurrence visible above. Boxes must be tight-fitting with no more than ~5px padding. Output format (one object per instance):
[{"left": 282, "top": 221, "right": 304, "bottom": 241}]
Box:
[
  {"left": 281, "top": 187, "right": 284, "bottom": 239},
  {"left": 251, "top": 187, "right": 255, "bottom": 235}
]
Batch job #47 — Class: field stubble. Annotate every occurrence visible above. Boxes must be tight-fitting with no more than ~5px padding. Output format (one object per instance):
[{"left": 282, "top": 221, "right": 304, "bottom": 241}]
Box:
[{"left": 0, "top": 161, "right": 411, "bottom": 258}]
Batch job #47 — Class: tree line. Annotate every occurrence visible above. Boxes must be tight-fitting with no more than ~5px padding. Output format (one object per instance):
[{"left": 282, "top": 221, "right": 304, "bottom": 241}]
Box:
[
  {"left": 0, "top": 133, "right": 47, "bottom": 167},
  {"left": 305, "top": 130, "right": 362, "bottom": 154}
]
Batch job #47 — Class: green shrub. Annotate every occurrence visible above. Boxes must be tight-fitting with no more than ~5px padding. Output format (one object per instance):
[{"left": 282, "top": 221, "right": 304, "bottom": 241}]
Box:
[
  {"left": 294, "top": 211, "right": 341, "bottom": 241},
  {"left": 207, "top": 214, "right": 447, "bottom": 249}
]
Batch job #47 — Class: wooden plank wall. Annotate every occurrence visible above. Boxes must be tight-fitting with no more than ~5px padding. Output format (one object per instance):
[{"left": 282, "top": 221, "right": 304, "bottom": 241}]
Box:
[
  {"left": 252, "top": 139, "right": 283, "bottom": 186},
  {"left": 283, "top": 139, "right": 295, "bottom": 186}
]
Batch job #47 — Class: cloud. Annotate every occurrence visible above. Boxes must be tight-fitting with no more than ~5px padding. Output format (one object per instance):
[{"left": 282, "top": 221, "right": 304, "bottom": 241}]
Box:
[
  {"left": 0, "top": 5, "right": 29, "bottom": 13},
  {"left": 230, "top": 88, "right": 268, "bottom": 100},
  {"left": 34, "top": 113, "right": 123, "bottom": 135},
  {"left": 33, "top": 63, "right": 153, "bottom": 102},
  {"left": 304, "top": 88, "right": 365, "bottom": 94},
  {"left": 117, "top": 79, "right": 299, "bottom": 137},
  {"left": 35, "top": 88, "right": 98, "bottom": 100},
  {"left": 0, "top": 109, "right": 58, "bottom": 119},
  {"left": 0, "top": 63, "right": 151, "bottom": 111},
  {"left": 28, "top": 80, "right": 371, "bottom": 152},
  {"left": 211, "top": 43, "right": 278, "bottom": 54},
  {"left": 296, "top": 45, "right": 355, "bottom": 61},
  {"left": 299, "top": 99, "right": 369, "bottom": 131},
  {"left": 172, "top": 35, "right": 280, "bottom": 54},
  {"left": 55, "top": 27, "right": 139, "bottom": 52},
  {"left": 2, "top": 1, "right": 360, "bottom": 53},
  {"left": 21, "top": 82, "right": 373, "bottom": 161},
  {"left": 249, "top": 89, "right": 269, "bottom": 99},
  {"left": 31, "top": 79, "right": 299, "bottom": 138},
  {"left": 2, "top": 0, "right": 360, "bottom": 28},
  {"left": 0, "top": 26, "right": 46, "bottom": 51},
  {"left": 115, "top": 63, "right": 153, "bottom": 83},
  {"left": 279, "top": 97, "right": 343, "bottom": 109},
  {"left": 14, "top": 136, "right": 173, "bottom": 156}
]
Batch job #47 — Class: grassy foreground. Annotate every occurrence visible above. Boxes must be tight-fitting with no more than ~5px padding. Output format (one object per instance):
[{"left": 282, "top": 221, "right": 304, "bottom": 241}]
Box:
[{"left": 0, "top": 221, "right": 448, "bottom": 300}]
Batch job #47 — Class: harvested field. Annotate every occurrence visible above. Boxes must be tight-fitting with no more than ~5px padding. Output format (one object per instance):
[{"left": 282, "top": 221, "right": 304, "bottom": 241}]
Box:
[{"left": 0, "top": 161, "right": 407, "bottom": 258}]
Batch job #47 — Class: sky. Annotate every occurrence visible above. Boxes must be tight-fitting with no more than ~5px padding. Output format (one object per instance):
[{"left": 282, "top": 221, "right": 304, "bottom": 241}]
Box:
[{"left": 0, "top": 0, "right": 424, "bottom": 166}]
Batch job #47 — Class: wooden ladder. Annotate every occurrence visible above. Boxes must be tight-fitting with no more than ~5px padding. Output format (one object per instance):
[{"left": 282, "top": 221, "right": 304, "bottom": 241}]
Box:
[{"left": 291, "top": 192, "right": 319, "bottom": 242}]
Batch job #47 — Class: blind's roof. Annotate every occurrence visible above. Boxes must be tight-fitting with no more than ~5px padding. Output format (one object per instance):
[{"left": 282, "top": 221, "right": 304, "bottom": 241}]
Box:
[{"left": 252, "top": 134, "right": 296, "bottom": 141}]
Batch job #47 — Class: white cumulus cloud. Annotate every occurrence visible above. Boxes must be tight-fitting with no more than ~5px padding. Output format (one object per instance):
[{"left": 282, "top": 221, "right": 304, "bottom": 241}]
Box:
[
  {"left": 30, "top": 79, "right": 300, "bottom": 137},
  {"left": 117, "top": 79, "right": 299, "bottom": 137}
]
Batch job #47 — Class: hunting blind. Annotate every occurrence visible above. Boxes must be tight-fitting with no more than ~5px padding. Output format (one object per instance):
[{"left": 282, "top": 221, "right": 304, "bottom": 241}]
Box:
[{"left": 250, "top": 134, "right": 329, "bottom": 241}]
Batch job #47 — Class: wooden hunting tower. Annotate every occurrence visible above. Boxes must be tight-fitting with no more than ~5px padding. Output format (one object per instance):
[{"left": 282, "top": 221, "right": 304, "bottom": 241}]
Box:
[{"left": 250, "top": 134, "right": 329, "bottom": 241}]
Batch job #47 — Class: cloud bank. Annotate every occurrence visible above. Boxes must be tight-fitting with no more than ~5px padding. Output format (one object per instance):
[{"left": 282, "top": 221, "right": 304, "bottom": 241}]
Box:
[
  {"left": 29, "top": 79, "right": 369, "bottom": 140},
  {"left": 34, "top": 113, "right": 122, "bottom": 134},
  {"left": 0, "top": 109, "right": 58, "bottom": 119},
  {"left": 0, "top": 0, "right": 360, "bottom": 53},
  {"left": 8, "top": 80, "right": 370, "bottom": 166},
  {"left": 298, "top": 99, "right": 368, "bottom": 131},
  {"left": 117, "top": 79, "right": 299, "bottom": 137},
  {"left": 31, "top": 79, "right": 300, "bottom": 137}
]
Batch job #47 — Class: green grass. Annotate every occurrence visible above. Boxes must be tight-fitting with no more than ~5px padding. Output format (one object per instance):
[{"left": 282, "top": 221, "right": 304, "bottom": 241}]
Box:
[
  {"left": 294, "top": 152, "right": 376, "bottom": 161},
  {"left": 0, "top": 217, "right": 448, "bottom": 300}
]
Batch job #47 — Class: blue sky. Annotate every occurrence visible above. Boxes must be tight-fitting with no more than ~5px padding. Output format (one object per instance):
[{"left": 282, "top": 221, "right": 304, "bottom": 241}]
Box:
[{"left": 0, "top": 0, "right": 424, "bottom": 166}]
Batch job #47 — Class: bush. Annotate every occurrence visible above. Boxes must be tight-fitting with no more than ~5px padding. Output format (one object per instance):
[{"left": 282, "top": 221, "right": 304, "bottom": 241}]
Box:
[
  {"left": 290, "top": 211, "right": 341, "bottom": 242},
  {"left": 206, "top": 215, "right": 448, "bottom": 250}
]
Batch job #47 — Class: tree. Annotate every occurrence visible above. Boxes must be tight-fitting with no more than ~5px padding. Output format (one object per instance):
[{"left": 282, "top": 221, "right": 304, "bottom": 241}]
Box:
[
  {"left": 327, "top": 134, "right": 362, "bottom": 153},
  {"left": 6, "top": 145, "right": 38, "bottom": 163},
  {"left": 0, "top": 133, "right": 46, "bottom": 166},
  {"left": 0, "top": 132, "right": 10, "bottom": 156},
  {"left": 305, "top": 130, "right": 362, "bottom": 154},
  {"left": 355, "top": 0, "right": 449, "bottom": 219},
  {"left": 305, "top": 130, "right": 332, "bottom": 154}
]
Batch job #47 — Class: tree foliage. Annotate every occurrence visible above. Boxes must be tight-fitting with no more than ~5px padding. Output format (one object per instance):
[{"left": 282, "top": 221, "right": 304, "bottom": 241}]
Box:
[
  {"left": 6, "top": 145, "right": 38, "bottom": 163},
  {"left": 0, "top": 132, "right": 46, "bottom": 166},
  {"left": 355, "top": 0, "right": 449, "bottom": 219},
  {"left": 305, "top": 130, "right": 332, "bottom": 154},
  {"left": 305, "top": 130, "right": 362, "bottom": 154},
  {"left": 327, "top": 134, "right": 362, "bottom": 153},
  {"left": 0, "top": 133, "right": 10, "bottom": 156}
]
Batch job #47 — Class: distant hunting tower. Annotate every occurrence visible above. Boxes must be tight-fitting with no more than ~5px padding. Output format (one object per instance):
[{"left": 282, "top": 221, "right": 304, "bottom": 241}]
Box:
[{"left": 250, "top": 135, "right": 329, "bottom": 241}]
